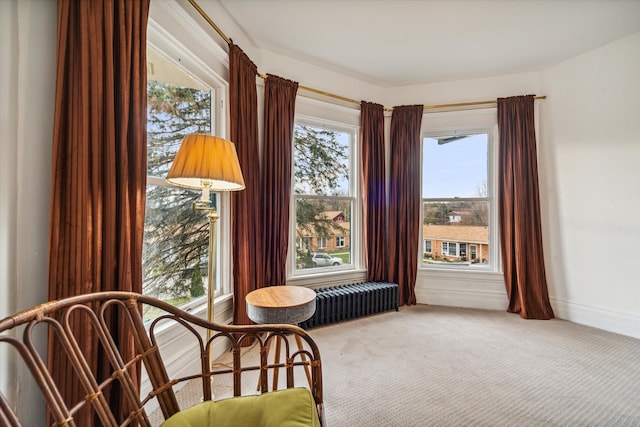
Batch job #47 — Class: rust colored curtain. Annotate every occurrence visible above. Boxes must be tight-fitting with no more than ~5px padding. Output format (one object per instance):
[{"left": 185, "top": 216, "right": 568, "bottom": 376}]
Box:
[
  {"left": 229, "top": 44, "right": 263, "bottom": 325},
  {"left": 360, "top": 101, "right": 387, "bottom": 281},
  {"left": 262, "top": 75, "right": 298, "bottom": 287},
  {"left": 497, "top": 95, "right": 554, "bottom": 320},
  {"left": 388, "top": 105, "right": 423, "bottom": 306},
  {"left": 48, "top": 0, "right": 149, "bottom": 424}
]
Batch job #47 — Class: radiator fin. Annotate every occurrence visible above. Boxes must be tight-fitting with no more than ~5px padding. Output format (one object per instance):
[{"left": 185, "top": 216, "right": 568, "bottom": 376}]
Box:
[{"left": 300, "top": 281, "right": 399, "bottom": 329}]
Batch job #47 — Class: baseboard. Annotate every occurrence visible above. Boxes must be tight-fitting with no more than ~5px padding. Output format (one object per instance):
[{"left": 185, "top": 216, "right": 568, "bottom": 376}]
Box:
[
  {"left": 416, "top": 286, "right": 640, "bottom": 340},
  {"left": 551, "top": 297, "right": 640, "bottom": 340}
]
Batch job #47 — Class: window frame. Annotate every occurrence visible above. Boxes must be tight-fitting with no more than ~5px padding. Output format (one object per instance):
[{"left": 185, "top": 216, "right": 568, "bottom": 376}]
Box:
[
  {"left": 288, "top": 115, "right": 361, "bottom": 278},
  {"left": 144, "top": 27, "right": 232, "bottom": 311},
  {"left": 420, "top": 126, "right": 499, "bottom": 272},
  {"left": 317, "top": 237, "right": 327, "bottom": 249}
]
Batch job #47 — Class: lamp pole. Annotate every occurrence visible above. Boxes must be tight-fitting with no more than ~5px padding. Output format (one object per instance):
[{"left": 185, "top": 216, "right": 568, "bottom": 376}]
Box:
[
  {"left": 192, "top": 184, "right": 219, "bottom": 350},
  {"left": 165, "top": 134, "right": 245, "bottom": 374}
]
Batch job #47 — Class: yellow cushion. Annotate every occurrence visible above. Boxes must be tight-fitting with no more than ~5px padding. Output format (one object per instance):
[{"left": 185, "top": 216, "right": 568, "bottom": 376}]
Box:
[{"left": 160, "top": 387, "right": 321, "bottom": 427}]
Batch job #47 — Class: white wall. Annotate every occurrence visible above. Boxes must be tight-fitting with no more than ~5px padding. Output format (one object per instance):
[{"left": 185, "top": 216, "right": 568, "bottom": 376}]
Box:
[
  {"left": 0, "top": 0, "right": 19, "bottom": 407},
  {"left": 0, "top": 0, "right": 56, "bottom": 423},
  {"left": 384, "top": 71, "right": 541, "bottom": 107},
  {"left": 539, "top": 31, "right": 640, "bottom": 338}
]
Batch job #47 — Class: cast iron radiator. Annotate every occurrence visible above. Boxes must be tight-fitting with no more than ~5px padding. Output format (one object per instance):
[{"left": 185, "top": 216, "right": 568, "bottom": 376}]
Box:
[{"left": 299, "top": 281, "right": 399, "bottom": 329}]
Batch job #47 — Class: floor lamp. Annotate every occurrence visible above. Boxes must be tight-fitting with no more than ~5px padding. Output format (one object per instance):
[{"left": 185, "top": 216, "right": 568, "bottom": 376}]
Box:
[{"left": 166, "top": 134, "right": 245, "bottom": 345}]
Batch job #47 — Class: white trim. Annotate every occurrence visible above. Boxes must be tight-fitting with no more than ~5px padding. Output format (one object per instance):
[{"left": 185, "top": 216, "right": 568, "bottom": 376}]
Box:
[
  {"left": 287, "top": 270, "right": 367, "bottom": 289},
  {"left": 143, "top": 1, "right": 236, "bottom": 365},
  {"left": 551, "top": 298, "right": 640, "bottom": 340},
  {"left": 147, "top": 20, "right": 228, "bottom": 98},
  {"left": 420, "top": 118, "right": 500, "bottom": 274},
  {"left": 416, "top": 287, "right": 507, "bottom": 311},
  {"left": 147, "top": 3, "right": 230, "bottom": 140},
  {"left": 415, "top": 269, "right": 640, "bottom": 339},
  {"left": 415, "top": 269, "right": 506, "bottom": 310},
  {"left": 148, "top": 1, "right": 229, "bottom": 72},
  {"left": 288, "top": 115, "right": 363, "bottom": 279}
]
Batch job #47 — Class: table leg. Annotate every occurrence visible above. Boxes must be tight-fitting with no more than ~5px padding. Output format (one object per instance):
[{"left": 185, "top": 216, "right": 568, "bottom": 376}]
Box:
[
  {"left": 257, "top": 333, "right": 271, "bottom": 391},
  {"left": 257, "top": 333, "right": 284, "bottom": 392}
]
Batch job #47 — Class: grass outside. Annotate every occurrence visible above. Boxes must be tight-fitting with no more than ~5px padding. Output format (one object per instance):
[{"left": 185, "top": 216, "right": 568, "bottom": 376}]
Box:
[{"left": 332, "top": 251, "right": 350, "bottom": 263}]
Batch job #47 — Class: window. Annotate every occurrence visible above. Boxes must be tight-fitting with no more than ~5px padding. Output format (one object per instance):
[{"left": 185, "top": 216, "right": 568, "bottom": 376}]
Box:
[
  {"left": 442, "top": 242, "right": 458, "bottom": 257},
  {"left": 318, "top": 237, "right": 327, "bottom": 249},
  {"left": 422, "top": 132, "right": 492, "bottom": 268},
  {"left": 292, "top": 118, "right": 355, "bottom": 272},
  {"left": 424, "top": 240, "right": 432, "bottom": 253},
  {"left": 142, "top": 46, "right": 218, "bottom": 317}
]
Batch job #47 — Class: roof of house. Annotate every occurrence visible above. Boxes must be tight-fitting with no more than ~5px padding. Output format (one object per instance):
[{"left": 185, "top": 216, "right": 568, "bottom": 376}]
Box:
[
  {"left": 317, "top": 211, "right": 345, "bottom": 221},
  {"left": 423, "top": 224, "right": 488, "bottom": 244},
  {"left": 297, "top": 221, "right": 350, "bottom": 238}
]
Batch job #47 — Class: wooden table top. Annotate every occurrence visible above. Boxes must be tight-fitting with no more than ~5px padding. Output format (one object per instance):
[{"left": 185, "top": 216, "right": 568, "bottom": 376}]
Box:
[{"left": 246, "top": 286, "right": 316, "bottom": 309}]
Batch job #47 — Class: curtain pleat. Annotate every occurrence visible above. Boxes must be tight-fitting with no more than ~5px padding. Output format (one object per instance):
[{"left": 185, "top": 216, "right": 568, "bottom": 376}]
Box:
[
  {"left": 262, "top": 75, "right": 298, "bottom": 286},
  {"left": 497, "top": 95, "right": 554, "bottom": 320},
  {"left": 229, "top": 44, "right": 263, "bottom": 325},
  {"left": 388, "top": 105, "right": 423, "bottom": 305},
  {"left": 360, "top": 101, "right": 388, "bottom": 281},
  {"left": 48, "top": 0, "right": 149, "bottom": 424}
]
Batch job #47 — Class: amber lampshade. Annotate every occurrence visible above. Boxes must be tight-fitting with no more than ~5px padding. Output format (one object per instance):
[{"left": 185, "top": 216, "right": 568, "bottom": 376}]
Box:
[{"left": 166, "top": 134, "right": 245, "bottom": 191}]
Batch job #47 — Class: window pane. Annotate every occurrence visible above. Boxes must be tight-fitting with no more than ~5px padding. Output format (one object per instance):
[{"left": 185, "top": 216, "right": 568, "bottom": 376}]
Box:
[
  {"left": 295, "top": 198, "right": 351, "bottom": 270},
  {"left": 147, "top": 80, "right": 212, "bottom": 177},
  {"left": 423, "top": 201, "right": 489, "bottom": 266},
  {"left": 422, "top": 134, "right": 487, "bottom": 198},
  {"left": 293, "top": 124, "right": 350, "bottom": 196},
  {"left": 143, "top": 186, "right": 212, "bottom": 306},
  {"left": 449, "top": 243, "right": 457, "bottom": 256},
  {"left": 144, "top": 74, "right": 213, "bottom": 316}
]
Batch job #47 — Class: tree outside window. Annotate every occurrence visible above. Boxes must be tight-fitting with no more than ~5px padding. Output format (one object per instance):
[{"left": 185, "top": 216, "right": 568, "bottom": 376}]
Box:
[
  {"left": 293, "top": 121, "right": 354, "bottom": 271},
  {"left": 142, "top": 78, "right": 214, "bottom": 316}
]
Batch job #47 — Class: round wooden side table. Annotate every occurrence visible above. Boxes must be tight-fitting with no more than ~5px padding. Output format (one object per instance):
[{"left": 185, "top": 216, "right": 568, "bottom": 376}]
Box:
[{"left": 246, "top": 286, "right": 317, "bottom": 390}]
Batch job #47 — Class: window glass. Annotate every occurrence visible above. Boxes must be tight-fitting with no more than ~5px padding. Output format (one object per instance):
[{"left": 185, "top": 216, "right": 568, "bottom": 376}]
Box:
[
  {"left": 142, "top": 48, "right": 215, "bottom": 318},
  {"left": 292, "top": 121, "right": 354, "bottom": 273},
  {"left": 423, "top": 134, "right": 487, "bottom": 199},
  {"left": 422, "top": 133, "right": 491, "bottom": 268}
]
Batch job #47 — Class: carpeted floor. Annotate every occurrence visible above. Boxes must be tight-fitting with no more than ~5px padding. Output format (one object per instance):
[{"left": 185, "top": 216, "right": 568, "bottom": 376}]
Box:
[{"left": 158, "top": 305, "right": 640, "bottom": 426}]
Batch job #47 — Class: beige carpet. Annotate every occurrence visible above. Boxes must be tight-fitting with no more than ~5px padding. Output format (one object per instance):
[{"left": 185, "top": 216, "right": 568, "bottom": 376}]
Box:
[{"left": 158, "top": 305, "right": 640, "bottom": 426}]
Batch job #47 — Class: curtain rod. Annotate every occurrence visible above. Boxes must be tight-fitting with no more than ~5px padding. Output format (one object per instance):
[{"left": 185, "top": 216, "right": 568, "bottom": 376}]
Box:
[{"left": 188, "top": 0, "right": 546, "bottom": 112}]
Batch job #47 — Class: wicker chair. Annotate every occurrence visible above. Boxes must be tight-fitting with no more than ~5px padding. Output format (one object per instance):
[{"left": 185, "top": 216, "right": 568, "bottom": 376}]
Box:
[{"left": 0, "top": 292, "right": 324, "bottom": 426}]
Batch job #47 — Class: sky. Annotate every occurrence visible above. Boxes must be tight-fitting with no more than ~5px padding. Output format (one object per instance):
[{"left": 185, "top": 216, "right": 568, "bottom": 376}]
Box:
[{"left": 422, "top": 133, "right": 488, "bottom": 199}]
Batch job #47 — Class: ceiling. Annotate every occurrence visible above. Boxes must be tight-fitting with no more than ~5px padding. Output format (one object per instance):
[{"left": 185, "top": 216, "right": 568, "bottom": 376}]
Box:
[{"left": 215, "top": 0, "right": 640, "bottom": 87}]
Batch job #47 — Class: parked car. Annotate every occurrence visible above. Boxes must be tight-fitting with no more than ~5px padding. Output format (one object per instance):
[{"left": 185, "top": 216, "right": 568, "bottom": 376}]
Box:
[{"left": 311, "top": 252, "right": 343, "bottom": 267}]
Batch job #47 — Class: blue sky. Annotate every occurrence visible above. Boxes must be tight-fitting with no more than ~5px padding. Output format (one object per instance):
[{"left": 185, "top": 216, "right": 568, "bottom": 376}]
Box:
[{"left": 422, "top": 134, "right": 487, "bottom": 198}]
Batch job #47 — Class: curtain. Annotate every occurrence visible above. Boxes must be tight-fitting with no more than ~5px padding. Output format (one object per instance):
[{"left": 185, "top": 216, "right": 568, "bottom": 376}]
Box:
[
  {"left": 388, "top": 105, "right": 423, "bottom": 305},
  {"left": 262, "top": 75, "right": 298, "bottom": 287},
  {"left": 48, "top": 0, "right": 149, "bottom": 424},
  {"left": 360, "top": 101, "right": 388, "bottom": 281},
  {"left": 497, "top": 95, "right": 554, "bottom": 320},
  {"left": 229, "top": 44, "right": 263, "bottom": 325}
]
